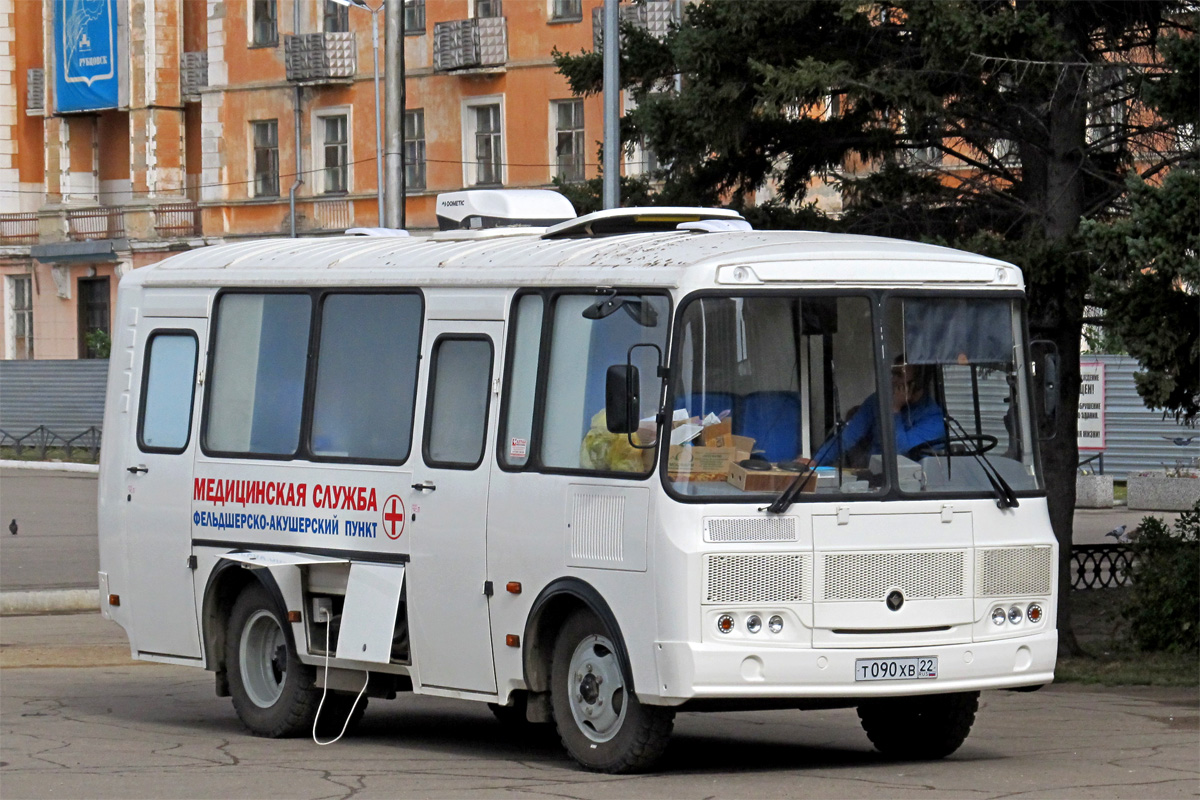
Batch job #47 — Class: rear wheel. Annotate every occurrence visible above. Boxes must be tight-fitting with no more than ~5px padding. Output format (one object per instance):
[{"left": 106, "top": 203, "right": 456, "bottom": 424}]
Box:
[
  {"left": 857, "top": 691, "right": 979, "bottom": 759},
  {"left": 228, "top": 583, "right": 343, "bottom": 738},
  {"left": 550, "top": 610, "right": 673, "bottom": 773}
]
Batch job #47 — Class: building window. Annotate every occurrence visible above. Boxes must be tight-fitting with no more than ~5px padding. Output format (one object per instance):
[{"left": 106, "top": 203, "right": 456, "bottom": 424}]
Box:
[
  {"left": 553, "top": 99, "right": 585, "bottom": 182},
  {"left": 7, "top": 275, "right": 33, "bottom": 360},
  {"left": 405, "top": 109, "right": 426, "bottom": 190},
  {"left": 252, "top": 120, "right": 280, "bottom": 197},
  {"left": 475, "top": 0, "right": 502, "bottom": 18},
  {"left": 405, "top": 0, "right": 425, "bottom": 32},
  {"left": 77, "top": 277, "right": 110, "bottom": 359},
  {"left": 251, "top": 0, "right": 277, "bottom": 47},
  {"left": 321, "top": 114, "right": 349, "bottom": 194},
  {"left": 466, "top": 103, "right": 503, "bottom": 186},
  {"left": 323, "top": 0, "right": 349, "bottom": 32},
  {"left": 551, "top": 0, "right": 581, "bottom": 20}
]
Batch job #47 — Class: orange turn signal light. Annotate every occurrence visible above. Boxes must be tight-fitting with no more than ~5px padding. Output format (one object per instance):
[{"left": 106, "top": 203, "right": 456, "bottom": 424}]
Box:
[
  {"left": 505, "top": 634, "right": 520, "bottom": 648},
  {"left": 506, "top": 582, "right": 522, "bottom": 594},
  {"left": 287, "top": 610, "right": 302, "bottom": 623},
  {"left": 108, "top": 594, "right": 120, "bottom": 607}
]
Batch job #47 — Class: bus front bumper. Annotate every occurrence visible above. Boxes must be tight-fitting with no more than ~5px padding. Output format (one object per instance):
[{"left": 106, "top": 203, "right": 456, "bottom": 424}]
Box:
[{"left": 652, "top": 630, "right": 1057, "bottom": 704}]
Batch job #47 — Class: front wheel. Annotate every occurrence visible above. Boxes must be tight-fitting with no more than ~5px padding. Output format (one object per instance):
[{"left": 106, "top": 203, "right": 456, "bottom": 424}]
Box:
[
  {"left": 857, "top": 691, "right": 979, "bottom": 759},
  {"left": 550, "top": 610, "right": 673, "bottom": 773}
]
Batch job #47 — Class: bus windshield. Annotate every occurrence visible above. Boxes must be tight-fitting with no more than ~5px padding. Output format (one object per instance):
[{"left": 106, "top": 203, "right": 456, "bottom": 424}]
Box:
[{"left": 666, "top": 293, "right": 1041, "bottom": 499}]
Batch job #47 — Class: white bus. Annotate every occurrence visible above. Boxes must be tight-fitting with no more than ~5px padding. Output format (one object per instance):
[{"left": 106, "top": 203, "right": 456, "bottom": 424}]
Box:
[{"left": 98, "top": 191, "right": 1057, "bottom": 773}]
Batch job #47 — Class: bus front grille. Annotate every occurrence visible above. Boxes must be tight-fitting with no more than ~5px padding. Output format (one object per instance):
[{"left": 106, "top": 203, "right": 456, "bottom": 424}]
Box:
[
  {"left": 704, "top": 553, "right": 811, "bottom": 604},
  {"left": 976, "top": 546, "right": 1053, "bottom": 596},
  {"left": 819, "top": 550, "right": 966, "bottom": 601},
  {"left": 704, "top": 517, "right": 797, "bottom": 543}
]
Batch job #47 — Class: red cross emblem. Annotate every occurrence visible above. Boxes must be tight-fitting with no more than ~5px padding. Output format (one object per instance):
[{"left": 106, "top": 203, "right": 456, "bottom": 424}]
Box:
[{"left": 383, "top": 494, "right": 405, "bottom": 540}]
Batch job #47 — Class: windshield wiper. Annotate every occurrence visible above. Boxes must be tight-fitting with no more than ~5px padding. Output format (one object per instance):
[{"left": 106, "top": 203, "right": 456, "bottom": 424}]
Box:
[
  {"left": 943, "top": 414, "right": 1019, "bottom": 509},
  {"left": 763, "top": 459, "right": 818, "bottom": 514}
]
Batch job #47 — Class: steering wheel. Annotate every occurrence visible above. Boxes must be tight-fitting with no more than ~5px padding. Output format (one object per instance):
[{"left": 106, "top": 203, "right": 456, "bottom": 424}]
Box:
[{"left": 907, "top": 433, "right": 999, "bottom": 460}]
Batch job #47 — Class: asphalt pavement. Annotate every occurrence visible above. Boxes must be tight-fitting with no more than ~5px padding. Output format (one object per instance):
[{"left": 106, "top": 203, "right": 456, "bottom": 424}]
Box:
[{"left": 1, "top": 610, "right": 1197, "bottom": 799}]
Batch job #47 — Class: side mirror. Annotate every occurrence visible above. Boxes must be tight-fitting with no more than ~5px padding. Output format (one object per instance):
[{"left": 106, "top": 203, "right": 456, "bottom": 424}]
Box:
[
  {"left": 1030, "top": 340, "right": 1059, "bottom": 439},
  {"left": 605, "top": 365, "right": 640, "bottom": 434}
]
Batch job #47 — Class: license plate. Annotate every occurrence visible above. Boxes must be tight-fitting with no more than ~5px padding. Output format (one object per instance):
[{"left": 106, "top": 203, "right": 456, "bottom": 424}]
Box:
[{"left": 855, "top": 656, "right": 939, "bottom": 681}]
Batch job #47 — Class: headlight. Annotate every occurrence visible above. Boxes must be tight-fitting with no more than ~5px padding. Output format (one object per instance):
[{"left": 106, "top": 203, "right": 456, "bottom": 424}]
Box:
[
  {"left": 1008, "top": 606, "right": 1023, "bottom": 625},
  {"left": 991, "top": 607, "right": 1007, "bottom": 626},
  {"left": 746, "top": 615, "right": 762, "bottom": 634},
  {"left": 768, "top": 615, "right": 784, "bottom": 634}
]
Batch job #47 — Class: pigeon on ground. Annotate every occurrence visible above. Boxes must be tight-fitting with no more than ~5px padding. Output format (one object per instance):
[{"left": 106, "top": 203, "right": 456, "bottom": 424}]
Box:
[{"left": 1105, "top": 524, "right": 1129, "bottom": 543}]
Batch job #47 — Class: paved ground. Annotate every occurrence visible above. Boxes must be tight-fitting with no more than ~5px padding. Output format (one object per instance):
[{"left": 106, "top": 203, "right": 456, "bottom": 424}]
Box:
[
  {"left": 1, "top": 612, "right": 1197, "bottom": 799},
  {"left": 0, "top": 467, "right": 100, "bottom": 591},
  {"left": 0, "top": 467, "right": 1180, "bottom": 595}
]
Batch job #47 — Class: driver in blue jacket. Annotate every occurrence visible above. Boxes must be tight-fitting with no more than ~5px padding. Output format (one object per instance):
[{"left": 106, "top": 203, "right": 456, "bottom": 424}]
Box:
[{"left": 813, "top": 361, "right": 944, "bottom": 466}]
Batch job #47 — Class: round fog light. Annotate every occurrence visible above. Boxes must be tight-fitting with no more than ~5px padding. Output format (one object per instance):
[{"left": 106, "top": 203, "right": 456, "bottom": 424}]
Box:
[
  {"left": 1008, "top": 606, "right": 1023, "bottom": 624},
  {"left": 1026, "top": 603, "right": 1043, "bottom": 623},
  {"left": 991, "top": 607, "right": 1007, "bottom": 626},
  {"left": 768, "top": 615, "right": 784, "bottom": 634},
  {"left": 716, "top": 614, "right": 735, "bottom": 634},
  {"left": 746, "top": 615, "right": 762, "bottom": 634}
]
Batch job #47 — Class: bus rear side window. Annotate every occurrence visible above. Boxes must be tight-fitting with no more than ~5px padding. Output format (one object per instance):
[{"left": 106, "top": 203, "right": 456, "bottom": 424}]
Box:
[
  {"left": 310, "top": 293, "right": 423, "bottom": 462},
  {"left": 138, "top": 332, "right": 198, "bottom": 452},
  {"left": 205, "top": 293, "right": 311, "bottom": 456}
]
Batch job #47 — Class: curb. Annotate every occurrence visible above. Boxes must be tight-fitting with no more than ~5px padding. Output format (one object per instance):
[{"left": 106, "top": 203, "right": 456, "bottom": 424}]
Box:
[
  {"left": 0, "top": 460, "right": 99, "bottom": 474},
  {"left": 0, "top": 589, "right": 100, "bottom": 615}
]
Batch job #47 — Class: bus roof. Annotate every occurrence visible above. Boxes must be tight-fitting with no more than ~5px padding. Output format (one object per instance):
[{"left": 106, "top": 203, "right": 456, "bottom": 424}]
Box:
[{"left": 130, "top": 229, "right": 1024, "bottom": 291}]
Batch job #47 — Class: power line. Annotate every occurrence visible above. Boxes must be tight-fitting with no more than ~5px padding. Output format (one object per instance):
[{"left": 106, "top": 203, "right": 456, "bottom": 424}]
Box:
[{"left": 0, "top": 154, "right": 615, "bottom": 197}]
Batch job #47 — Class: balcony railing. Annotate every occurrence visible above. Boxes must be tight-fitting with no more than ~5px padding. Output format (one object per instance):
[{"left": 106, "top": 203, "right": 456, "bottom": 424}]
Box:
[
  {"left": 285, "top": 32, "right": 357, "bottom": 83},
  {"left": 433, "top": 17, "right": 507, "bottom": 71},
  {"left": 154, "top": 202, "right": 202, "bottom": 238},
  {"left": 66, "top": 207, "right": 125, "bottom": 241},
  {"left": 0, "top": 213, "right": 39, "bottom": 245}
]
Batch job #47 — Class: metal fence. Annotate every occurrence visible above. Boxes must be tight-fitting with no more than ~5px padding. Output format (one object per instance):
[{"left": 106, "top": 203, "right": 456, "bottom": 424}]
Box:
[
  {"left": 1070, "top": 544, "right": 1133, "bottom": 589},
  {"left": 0, "top": 359, "right": 108, "bottom": 456}
]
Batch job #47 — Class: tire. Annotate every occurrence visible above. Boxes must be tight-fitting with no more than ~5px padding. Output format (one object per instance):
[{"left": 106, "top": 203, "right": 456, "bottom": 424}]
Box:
[
  {"left": 857, "top": 691, "right": 979, "bottom": 759},
  {"left": 227, "top": 582, "right": 322, "bottom": 738},
  {"left": 549, "top": 610, "right": 673, "bottom": 773}
]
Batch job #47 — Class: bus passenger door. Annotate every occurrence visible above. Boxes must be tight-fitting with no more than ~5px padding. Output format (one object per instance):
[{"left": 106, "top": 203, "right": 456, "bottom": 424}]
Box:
[
  {"left": 123, "top": 319, "right": 205, "bottom": 659},
  {"left": 407, "top": 321, "right": 501, "bottom": 694}
]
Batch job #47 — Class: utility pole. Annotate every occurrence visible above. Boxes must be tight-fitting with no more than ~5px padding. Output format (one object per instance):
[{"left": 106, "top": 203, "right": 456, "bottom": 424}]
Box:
[
  {"left": 384, "top": 0, "right": 405, "bottom": 229},
  {"left": 602, "top": 0, "right": 620, "bottom": 209}
]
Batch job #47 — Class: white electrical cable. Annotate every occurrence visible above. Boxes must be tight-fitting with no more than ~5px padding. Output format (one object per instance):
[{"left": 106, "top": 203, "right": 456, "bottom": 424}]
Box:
[{"left": 312, "top": 608, "right": 369, "bottom": 746}]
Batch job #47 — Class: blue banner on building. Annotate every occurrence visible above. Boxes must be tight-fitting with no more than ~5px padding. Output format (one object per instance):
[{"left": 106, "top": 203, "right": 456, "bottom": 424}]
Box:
[{"left": 54, "top": 0, "right": 120, "bottom": 113}]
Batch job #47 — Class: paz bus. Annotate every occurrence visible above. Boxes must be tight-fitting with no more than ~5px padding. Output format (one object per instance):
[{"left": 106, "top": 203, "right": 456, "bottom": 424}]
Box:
[{"left": 97, "top": 190, "right": 1057, "bottom": 772}]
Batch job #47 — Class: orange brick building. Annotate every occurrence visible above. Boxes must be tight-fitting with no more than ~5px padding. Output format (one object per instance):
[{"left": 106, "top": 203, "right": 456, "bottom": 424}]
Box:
[{"left": 1, "top": 0, "right": 660, "bottom": 360}]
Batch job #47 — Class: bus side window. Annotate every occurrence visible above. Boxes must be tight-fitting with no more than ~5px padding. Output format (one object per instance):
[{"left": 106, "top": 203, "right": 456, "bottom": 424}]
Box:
[
  {"left": 424, "top": 336, "right": 494, "bottom": 468},
  {"left": 205, "top": 293, "right": 311, "bottom": 457},
  {"left": 310, "top": 292, "right": 423, "bottom": 462},
  {"left": 499, "top": 294, "right": 544, "bottom": 468},
  {"left": 138, "top": 332, "right": 199, "bottom": 453},
  {"left": 541, "top": 293, "right": 669, "bottom": 474}
]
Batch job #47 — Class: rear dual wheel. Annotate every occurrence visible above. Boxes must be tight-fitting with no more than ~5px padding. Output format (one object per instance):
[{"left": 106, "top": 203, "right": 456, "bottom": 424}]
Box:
[
  {"left": 550, "top": 610, "right": 673, "bottom": 773},
  {"left": 227, "top": 583, "right": 367, "bottom": 738}
]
